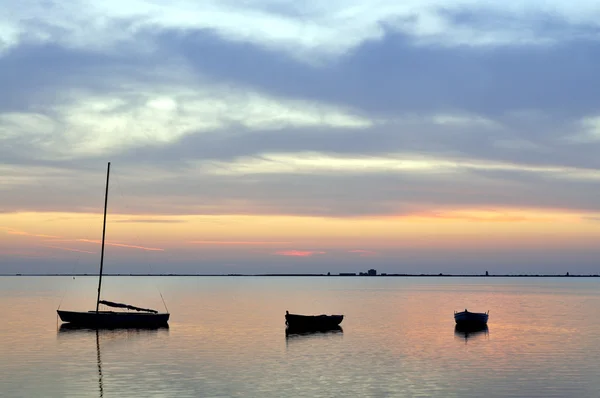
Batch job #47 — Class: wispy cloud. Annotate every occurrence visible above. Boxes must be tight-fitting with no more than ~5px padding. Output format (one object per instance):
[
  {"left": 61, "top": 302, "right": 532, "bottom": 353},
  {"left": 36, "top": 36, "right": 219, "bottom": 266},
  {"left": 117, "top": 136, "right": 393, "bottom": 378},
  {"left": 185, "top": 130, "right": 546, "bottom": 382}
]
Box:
[
  {"left": 3, "top": 83, "right": 371, "bottom": 157},
  {"left": 76, "top": 239, "right": 164, "bottom": 252},
  {"left": 582, "top": 216, "right": 600, "bottom": 222},
  {"left": 2, "top": 227, "right": 60, "bottom": 239},
  {"left": 42, "top": 245, "right": 96, "bottom": 254},
  {"left": 190, "top": 240, "right": 292, "bottom": 246},
  {"left": 115, "top": 219, "right": 187, "bottom": 224},
  {"left": 418, "top": 211, "right": 558, "bottom": 223},
  {"left": 204, "top": 152, "right": 600, "bottom": 181}
]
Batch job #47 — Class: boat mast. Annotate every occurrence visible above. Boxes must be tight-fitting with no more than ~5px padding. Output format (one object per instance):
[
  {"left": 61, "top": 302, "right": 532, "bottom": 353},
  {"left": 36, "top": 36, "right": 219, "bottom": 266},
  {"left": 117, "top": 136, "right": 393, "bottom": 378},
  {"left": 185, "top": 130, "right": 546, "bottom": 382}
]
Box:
[{"left": 96, "top": 162, "right": 111, "bottom": 313}]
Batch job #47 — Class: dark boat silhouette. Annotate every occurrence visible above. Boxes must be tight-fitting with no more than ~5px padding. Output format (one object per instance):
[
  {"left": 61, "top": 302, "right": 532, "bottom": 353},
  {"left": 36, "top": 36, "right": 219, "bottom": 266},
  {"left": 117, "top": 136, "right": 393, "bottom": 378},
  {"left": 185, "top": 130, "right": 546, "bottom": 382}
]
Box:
[
  {"left": 285, "top": 310, "right": 343, "bottom": 331},
  {"left": 454, "top": 309, "right": 488, "bottom": 326},
  {"left": 57, "top": 162, "right": 170, "bottom": 328}
]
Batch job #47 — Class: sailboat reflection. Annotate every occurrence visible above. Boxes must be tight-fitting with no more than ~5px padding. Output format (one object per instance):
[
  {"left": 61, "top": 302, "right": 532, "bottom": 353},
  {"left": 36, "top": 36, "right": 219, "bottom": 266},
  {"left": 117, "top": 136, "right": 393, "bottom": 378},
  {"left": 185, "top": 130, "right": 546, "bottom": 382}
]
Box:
[
  {"left": 454, "top": 324, "right": 489, "bottom": 343},
  {"left": 58, "top": 325, "right": 169, "bottom": 397},
  {"left": 59, "top": 323, "right": 170, "bottom": 333}
]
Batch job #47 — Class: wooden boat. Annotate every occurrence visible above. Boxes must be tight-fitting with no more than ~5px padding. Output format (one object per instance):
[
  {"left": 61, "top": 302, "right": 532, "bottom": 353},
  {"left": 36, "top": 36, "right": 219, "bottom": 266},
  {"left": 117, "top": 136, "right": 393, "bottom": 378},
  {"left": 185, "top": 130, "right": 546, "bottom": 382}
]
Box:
[
  {"left": 285, "top": 310, "right": 343, "bottom": 330},
  {"left": 57, "top": 162, "right": 170, "bottom": 328},
  {"left": 454, "top": 309, "right": 488, "bottom": 326}
]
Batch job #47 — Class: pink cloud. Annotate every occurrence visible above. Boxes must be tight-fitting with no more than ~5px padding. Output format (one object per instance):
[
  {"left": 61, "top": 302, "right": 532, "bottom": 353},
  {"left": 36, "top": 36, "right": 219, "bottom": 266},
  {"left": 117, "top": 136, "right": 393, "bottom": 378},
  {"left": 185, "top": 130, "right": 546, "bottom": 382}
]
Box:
[
  {"left": 44, "top": 238, "right": 164, "bottom": 252},
  {"left": 274, "top": 250, "right": 326, "bottom": 257},
  {"left": 76, "top": 239, "right": 164, "bottom": 252},
  {"left": 2, "top": 227, "right": 60, "bottom": 239},
  {"left": 42, "top": 245, "right": 96, "bottom": 254}
]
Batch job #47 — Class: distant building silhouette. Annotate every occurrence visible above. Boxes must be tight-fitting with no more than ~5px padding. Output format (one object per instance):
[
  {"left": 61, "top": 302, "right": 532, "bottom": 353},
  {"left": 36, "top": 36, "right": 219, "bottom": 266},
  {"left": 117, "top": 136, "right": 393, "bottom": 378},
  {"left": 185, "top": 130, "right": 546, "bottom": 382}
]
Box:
[
  {"left": 486, "top": 271, "right": 489, "bottom": 276},
  {"left": 368, "top": 269, "right": 377, "bottom": 276}
]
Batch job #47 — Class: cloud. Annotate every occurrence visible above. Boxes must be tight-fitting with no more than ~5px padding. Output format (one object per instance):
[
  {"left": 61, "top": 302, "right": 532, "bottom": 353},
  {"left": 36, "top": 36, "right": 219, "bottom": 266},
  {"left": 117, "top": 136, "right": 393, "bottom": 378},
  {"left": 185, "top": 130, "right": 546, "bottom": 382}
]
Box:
[
  {"left": 75, "top": 239, "right": 165, "bottom": 252},
  {"left": 115, "top": 219, "right": 187, "bottom": 223},
  {"left": 566, "top": 116, "right": 600, "bottom": 143},
  {"left": 4, "top": 1, "right": 600, "bottom": 275},
  {"left": 3, "top": 0, "right": 600, "bottom": 63},
  {"left": 418, "top": 211, "right": 558, "bottom": 223},
  {"left": 204, "top": 152, "right": 600, "bottom": 182},
  {"left": 189, "top": 241, "right": 292, "bottom": 246},
  {"left": 1, "top": 1, "right": 600, "bottom": 220},
  {"left": 42, "top": 245, "right": 96, "bottom": 254},
  {"left": 0, "top": 79, "right": 371, "bottom": 158},
  {"left": 2, "top": 227, "right": 60, "bottom": 239}
]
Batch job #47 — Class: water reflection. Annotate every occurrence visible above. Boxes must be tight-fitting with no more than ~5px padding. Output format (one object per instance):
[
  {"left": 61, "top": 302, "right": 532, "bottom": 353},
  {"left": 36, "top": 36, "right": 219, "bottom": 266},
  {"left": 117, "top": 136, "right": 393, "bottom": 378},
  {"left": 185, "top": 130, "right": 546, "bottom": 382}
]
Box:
[
  {"left": 57, "top": 325, "right": 169, "bottom": 397},
  {"left": 58, "top": 323, "right": 170, "bottom": 334},
  {"left": 285, "top": 325, "right": 343, "bottom": 341},
  {"left": 96, "top": 330, "right": 103, "bottom": 398},
  {"left": 454, "top": 324, "right": 489, "bottom": 343},
  {"left": 6, "top": 277, "right": 600, "bottom": 397}
]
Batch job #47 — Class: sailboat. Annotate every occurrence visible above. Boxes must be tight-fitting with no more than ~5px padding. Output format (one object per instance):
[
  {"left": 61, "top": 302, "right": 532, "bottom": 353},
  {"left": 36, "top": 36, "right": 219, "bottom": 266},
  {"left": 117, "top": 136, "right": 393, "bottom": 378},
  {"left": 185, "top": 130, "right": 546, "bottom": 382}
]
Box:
[{"left": 57, "top": 162, "right": 170, "bottom": 328}]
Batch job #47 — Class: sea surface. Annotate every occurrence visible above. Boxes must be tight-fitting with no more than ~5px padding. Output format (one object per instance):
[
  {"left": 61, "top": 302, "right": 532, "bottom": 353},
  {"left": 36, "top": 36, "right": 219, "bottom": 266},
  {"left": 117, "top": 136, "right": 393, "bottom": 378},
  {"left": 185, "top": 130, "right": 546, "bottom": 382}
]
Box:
[{"left": 1, "top": 276, "right": 600, "bottom": 397}]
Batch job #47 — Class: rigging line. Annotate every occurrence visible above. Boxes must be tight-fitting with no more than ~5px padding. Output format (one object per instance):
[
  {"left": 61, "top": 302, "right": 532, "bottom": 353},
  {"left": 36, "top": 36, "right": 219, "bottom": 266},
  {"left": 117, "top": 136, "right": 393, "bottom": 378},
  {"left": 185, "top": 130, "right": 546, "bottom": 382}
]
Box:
[
  {"left": 158, "top": 289, "right": 169, "bottom": 313},
  {"left": 56, "top": 253, "right": 82, "bottom": 310}
]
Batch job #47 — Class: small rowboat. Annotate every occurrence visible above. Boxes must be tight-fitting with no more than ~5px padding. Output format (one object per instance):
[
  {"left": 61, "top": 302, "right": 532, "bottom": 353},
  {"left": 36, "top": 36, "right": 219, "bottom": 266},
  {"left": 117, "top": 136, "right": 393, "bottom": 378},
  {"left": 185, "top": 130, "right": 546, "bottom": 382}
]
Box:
[
  {"left": 454, "top": 309, "right": 489, "bottom": 326},
  {"left": 285, "top": 310, "right": 343, "bottom": 331}
]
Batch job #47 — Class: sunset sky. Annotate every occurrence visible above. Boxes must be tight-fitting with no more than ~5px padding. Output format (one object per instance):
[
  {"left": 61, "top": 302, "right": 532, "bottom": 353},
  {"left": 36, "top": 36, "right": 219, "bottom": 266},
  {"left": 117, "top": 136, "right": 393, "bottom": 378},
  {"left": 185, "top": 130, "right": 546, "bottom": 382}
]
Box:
[{"left": 2, "top": 0, "right": 600, "bottom": 274}]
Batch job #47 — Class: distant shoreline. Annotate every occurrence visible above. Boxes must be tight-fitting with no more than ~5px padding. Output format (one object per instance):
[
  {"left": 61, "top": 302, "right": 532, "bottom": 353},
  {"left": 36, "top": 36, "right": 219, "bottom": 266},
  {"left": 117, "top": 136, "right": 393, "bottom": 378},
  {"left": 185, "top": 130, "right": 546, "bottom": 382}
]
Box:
[{"left": 4, "top": 273, "right": 600, "bottom": 277}]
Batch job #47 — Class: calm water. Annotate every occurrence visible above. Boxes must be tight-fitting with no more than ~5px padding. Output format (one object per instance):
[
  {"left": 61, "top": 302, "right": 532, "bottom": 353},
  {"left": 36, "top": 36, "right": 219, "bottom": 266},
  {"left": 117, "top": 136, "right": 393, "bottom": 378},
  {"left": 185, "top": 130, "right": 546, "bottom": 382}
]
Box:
[{"left": 1, "top": 276, "right": 600, "bottom": 397}]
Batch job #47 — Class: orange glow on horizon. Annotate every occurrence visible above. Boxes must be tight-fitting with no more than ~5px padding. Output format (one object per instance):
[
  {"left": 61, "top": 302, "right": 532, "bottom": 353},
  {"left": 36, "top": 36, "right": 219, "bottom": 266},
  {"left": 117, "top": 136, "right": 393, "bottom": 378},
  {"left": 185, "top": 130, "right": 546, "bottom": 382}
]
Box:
[{"left": 2, "top": 207, "right": 600, "bottom": 264}]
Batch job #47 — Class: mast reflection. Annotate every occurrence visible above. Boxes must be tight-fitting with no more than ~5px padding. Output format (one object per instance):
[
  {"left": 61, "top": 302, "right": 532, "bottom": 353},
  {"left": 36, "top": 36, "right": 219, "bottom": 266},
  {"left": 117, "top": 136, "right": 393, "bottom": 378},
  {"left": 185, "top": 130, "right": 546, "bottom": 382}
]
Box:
[{"left": 96, "top": 329, "right": 103, "bottom": 398}]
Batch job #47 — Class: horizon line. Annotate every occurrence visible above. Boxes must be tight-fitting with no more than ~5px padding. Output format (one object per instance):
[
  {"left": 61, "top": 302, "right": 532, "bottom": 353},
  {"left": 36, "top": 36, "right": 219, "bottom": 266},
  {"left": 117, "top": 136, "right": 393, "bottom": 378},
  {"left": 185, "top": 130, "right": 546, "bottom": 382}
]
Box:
[{"left": 3, "top": 273, "right": 598, "bottom": 277}]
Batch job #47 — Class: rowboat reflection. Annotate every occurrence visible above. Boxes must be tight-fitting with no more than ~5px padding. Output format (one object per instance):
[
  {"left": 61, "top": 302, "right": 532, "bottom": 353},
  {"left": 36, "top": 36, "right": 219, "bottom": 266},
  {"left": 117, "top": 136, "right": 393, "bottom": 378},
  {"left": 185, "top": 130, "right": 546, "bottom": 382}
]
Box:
[
  {"left": 454, "top": 323, "right": 489, "bottom": 343},
  {"left": 285, "top": 325, "right": 343, "bottom": 341}
]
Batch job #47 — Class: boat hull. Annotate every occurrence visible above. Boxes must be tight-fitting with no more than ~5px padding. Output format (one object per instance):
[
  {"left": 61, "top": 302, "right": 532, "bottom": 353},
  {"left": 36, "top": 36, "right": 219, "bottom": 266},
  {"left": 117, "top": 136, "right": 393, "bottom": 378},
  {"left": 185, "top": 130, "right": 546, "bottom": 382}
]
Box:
[
  {"left": 285, "top": 313, "right": 343, "bottom": 331},
  {"left": 454, "top": 311, "right": 488, "bottom": 326},
  {"left": 57, "top": 310, "right": 169, "bottom": 328}
]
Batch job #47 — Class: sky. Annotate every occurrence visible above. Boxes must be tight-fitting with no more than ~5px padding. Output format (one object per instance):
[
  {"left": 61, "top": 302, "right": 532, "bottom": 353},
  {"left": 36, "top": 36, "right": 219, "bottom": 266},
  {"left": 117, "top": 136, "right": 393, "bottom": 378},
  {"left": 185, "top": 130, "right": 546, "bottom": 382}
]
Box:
[{"left": 1, "top": 0, "right": 600, "bottom": 275}]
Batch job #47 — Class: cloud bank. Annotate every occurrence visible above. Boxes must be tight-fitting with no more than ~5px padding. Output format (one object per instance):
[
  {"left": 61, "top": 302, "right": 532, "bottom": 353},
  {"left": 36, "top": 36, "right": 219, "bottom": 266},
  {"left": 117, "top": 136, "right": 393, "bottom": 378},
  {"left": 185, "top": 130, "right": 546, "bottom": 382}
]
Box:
[{"left": 1, "top": 1, "right": 600, "bottom": 274}]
